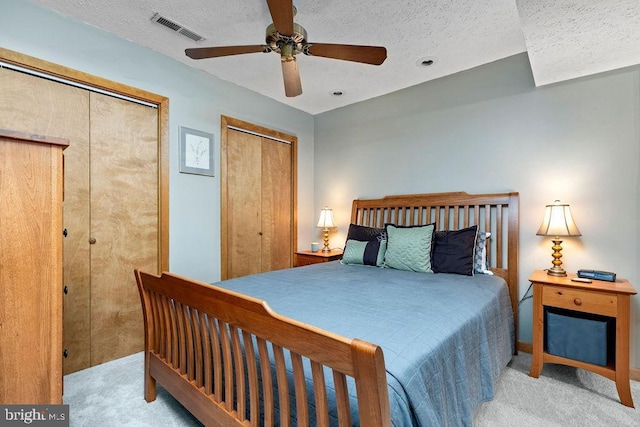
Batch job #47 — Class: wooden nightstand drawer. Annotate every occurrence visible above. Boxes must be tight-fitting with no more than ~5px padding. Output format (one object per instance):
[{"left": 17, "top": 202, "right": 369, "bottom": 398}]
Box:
[
  {"left": 542, "top": 285, "right": 617, "bottom": 317},
  {"left": 296, "top": 254, "right": 325, "bottom": 267}
]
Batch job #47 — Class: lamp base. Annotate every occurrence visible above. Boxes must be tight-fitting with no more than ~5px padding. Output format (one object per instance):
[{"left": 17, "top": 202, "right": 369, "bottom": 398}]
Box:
[
  {"left": 546, "top": 238, "right": 567, "bottom": 277},
  {"left": 322, "top": 228, "right": 330, "bottom": 252},
  {"left": 546, "top": 266, "right": 567, "bottom": 277}
]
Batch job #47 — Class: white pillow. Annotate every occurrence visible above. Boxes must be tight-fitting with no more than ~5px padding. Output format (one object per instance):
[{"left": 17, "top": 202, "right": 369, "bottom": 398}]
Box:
[{"left": 474, "top": 231, "right": 493, "bottom": 275}]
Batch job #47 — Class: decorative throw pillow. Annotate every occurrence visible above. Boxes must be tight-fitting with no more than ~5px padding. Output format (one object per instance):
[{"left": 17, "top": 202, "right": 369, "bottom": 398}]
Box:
[
  {"left": 474, "top": 231, "right": 493, "bottom": 275},
  {"left": 345, "top": 223, "right": 386, "bottom": 242},
  {"left": 341, "top": 223, "right": 387, "bottom": 267},
  {"left": 432, "top": 225, "right": 478, "bottom": 276},
  {"left": 383, "top": 223, "right": 435, "bottom": 273},
  {"left": 342, "top": 239, "right": 387, "bottom": 267}
]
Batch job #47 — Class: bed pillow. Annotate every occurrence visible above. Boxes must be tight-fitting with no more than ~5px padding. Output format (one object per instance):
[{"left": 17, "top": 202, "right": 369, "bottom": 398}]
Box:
[
  {"left": 341, "top": 223, "right": 387, "bottom": 267},
  {"left": 474, "top": 231, "right": 493, "bottom": 275},
  {"left": 345, "top": 223, "right": 386, "bottom": 242},
  {"left": 342, "top": 239, "right": 387, "bottom": 267},
  {"left": 432, "top": 225, "right": 478, "bottom": 276},
  {"left": 383, "top": 223, "right": 435, "bottom": 273}
]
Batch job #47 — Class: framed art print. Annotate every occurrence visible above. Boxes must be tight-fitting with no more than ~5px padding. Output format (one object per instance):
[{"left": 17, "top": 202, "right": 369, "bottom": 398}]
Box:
[{"left": 179, "top": 126, "right": 215, "bottom": 176}]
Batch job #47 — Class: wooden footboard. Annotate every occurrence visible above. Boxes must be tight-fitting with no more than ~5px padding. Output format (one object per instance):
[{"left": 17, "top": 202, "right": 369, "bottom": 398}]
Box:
[{"left": 135, "top": 270, "right": 391, "bottom": 426}]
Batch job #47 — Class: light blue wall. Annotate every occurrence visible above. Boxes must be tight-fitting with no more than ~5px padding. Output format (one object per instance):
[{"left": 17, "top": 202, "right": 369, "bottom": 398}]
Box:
[
  {"left": 315, "top": 54, "right": 640, "bottom": 367},
  {"left": 0, "top": 0, "right": 315, "bottom": 283}
]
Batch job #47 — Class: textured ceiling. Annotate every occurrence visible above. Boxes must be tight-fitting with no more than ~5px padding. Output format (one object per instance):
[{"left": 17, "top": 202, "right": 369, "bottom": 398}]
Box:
[
  {"left": 28, "top": 0, "right": 640, "bottom": 115},
  {"left": 516, "top": 0, "right": 640, "bottom": 86}
]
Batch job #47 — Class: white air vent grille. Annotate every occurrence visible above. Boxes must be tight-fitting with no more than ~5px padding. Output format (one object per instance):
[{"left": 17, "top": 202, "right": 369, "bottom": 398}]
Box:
[{"left": 150, "top": 12, "right": 205, "bottom": 42}]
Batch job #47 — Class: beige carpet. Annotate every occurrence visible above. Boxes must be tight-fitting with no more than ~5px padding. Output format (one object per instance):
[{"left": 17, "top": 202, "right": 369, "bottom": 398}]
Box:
[
  {"left": 475, "top": 352, "right": 640, "bottom": 426},
  {"left": 63, "top": 351, "right": 640, "bottom": 426}
]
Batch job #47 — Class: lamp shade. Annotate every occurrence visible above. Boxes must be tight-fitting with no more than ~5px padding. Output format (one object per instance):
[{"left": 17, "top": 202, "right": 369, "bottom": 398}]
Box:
[
  {"left": 316, "top": 207, "right": 336, "bottom": 228},
  {"left": 536, "top": 200, "right": 581, "bottom": 237}
]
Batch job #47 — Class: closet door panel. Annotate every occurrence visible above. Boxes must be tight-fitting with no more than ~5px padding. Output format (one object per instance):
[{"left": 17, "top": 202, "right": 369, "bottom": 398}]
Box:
[
  {"left": 261, "top": 138, "right": 292, "bottom": 272},
  {"left": 89, "top": 93, "right": 158, "bottom": 365},
  {"left": 226, "top": 129, "right": 262, "bottom": 279},
  {"left": 0, "top": 68, "right": 92, "bottom": 375}
]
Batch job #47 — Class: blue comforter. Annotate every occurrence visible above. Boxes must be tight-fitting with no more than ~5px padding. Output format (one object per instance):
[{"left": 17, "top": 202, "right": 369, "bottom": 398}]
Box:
[{"left": 215, "top": 261, "right": 515, "bottom": 426}]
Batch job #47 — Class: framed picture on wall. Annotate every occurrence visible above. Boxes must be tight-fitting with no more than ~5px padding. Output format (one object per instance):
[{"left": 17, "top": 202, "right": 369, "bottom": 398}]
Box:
[{"left": 179, "top": 126, "right": 215, "bottom": 176}]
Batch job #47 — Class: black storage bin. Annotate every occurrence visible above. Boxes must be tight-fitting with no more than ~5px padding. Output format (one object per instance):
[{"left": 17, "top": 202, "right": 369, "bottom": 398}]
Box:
[{"left": 544, "top": 307, "right": 614, "bottom": 367}]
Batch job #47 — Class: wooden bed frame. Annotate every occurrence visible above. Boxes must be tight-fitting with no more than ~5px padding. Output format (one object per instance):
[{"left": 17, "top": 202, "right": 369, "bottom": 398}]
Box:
[{"left": 135, "top": 191, "right": 519, "bottom": 426}]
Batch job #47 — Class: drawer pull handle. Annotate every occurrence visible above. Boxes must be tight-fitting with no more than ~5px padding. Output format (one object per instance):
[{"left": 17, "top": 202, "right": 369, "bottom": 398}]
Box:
[{"left": 573, "top": 298, "right": 582, "bottom": 306}]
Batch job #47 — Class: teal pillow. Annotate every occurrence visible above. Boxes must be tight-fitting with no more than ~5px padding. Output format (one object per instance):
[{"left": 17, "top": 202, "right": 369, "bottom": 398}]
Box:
[
  {"left": 342, "top": 239, "right": 387, "bottom": 267},
  {"left": 384, "top": 223, "right": 435, "bottom": 273}
]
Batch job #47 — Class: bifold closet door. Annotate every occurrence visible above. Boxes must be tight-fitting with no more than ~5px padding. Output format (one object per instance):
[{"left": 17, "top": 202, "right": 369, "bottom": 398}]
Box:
[
  {"left": 0, "top": 67, "right": 159, "bottom": 372},
  {"left": 0, "top": 68, "right": 92, "bottom": 375},
  {"left": 225, "top": 128, "right": 292, "bottom": 279},
  {"left": 89, "top": 92, "right": 158, "bottom": 366}
]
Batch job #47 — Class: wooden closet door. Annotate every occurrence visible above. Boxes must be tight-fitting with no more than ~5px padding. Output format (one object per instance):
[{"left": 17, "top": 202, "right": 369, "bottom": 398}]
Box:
[
  {"left": 261, "top": 137, "right": 292, "bottom": 271},
  {"left": 223, "top": 121, "right": 294, "bottom": 279},
  {"left": 0, "top": 62, "right": 165, "bottom": 373},
  {"left": 226, "top": 129, "right": 263, "bottom": 279},
  {"left": 0, "top": 68, "right": 92, "bottom": 375},
  {"left": 89, "top": 93, "right": 158, "bottom": 366}
]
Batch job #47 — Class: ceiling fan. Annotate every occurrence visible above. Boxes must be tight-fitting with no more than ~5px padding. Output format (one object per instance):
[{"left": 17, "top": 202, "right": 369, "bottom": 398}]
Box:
[{"left": 185, "top": 0, "right": 387, "bottom": 97}]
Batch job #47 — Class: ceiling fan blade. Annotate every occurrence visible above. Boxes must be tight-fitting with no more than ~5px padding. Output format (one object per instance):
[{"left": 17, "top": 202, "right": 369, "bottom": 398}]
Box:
[
  {"left": 304, "top": 43, "right": 387, "bottom": 65},
  {"left": 281, "top": 58, "right": 302, "bottom": 97},
  {"left": 266, "top": 0, "right": 294, "bottom": 36},
  {"left": 185, "top": 45, "right": 269, "bottom": 60}
]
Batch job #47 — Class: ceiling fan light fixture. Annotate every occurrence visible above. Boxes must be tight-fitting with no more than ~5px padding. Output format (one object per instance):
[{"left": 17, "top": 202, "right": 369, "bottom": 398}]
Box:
[{"left": 266, "top": 23, "right": 307, "bottom": 56}]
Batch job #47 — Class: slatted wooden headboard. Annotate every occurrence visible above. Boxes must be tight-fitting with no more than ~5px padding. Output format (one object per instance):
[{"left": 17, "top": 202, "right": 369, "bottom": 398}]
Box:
[{"left": 351, "top": 191, "right": 520, "bottom": 338}]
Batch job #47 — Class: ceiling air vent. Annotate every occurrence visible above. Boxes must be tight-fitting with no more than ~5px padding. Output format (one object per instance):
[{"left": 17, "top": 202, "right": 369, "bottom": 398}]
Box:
[{"left": 150, "top": 12, "right": 205, "bottom": 42}]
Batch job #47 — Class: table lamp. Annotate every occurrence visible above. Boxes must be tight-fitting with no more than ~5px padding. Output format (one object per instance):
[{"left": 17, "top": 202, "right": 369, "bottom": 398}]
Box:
[
  {"left": 536, "top": 200, "right": 581, "bottom": 277},
  {"left": 316, "top": 207, "right": 336, "bottom": 252}
]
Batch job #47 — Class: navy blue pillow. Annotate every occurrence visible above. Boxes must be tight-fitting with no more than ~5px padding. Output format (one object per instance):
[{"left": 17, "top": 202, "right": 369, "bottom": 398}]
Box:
[
  {"left": 432, "top": 225, "right": 478, "bottom": 276},
  {"left": 346, "top": 223, "right": 386, "bottom": 242}
]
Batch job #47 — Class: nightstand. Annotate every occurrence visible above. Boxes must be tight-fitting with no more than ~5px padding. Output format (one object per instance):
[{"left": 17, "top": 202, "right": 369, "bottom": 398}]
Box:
[
  {"left": 528, "top": 270, "right": 637, "bottom": 407},
  {"left": 294, "top": 250, "right": 343, "bottom": 267}
]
